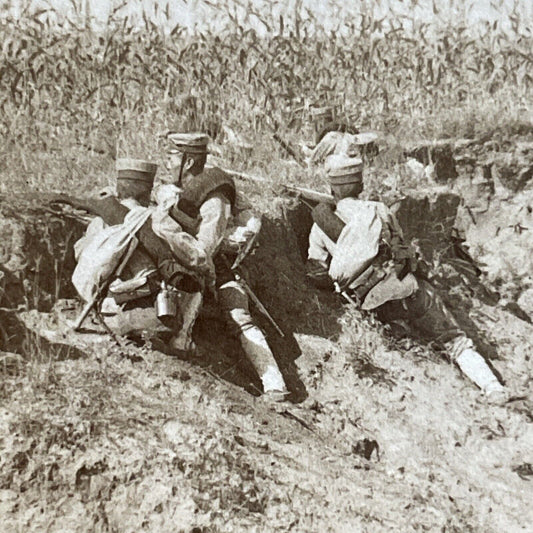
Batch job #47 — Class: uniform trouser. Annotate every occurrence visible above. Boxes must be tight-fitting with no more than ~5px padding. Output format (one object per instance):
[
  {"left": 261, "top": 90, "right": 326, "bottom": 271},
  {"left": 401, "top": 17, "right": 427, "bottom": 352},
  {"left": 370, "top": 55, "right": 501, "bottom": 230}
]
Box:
[
  {"left": 376, "top": 280, "right": 473, "bottom": 361},
  {"left": 375, "top": 280, "right": 503, "bottom": 393},
  {"left": 218, "top": 280, "right": 286, "bottom": 393},
  {"left": 168, "top": 291, "right": 203, "bottom": 352}
]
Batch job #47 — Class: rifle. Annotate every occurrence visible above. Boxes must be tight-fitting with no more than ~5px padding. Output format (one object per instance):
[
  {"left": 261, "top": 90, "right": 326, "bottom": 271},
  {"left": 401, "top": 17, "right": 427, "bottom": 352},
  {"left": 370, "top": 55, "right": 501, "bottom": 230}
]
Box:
[
  {"left": 231, "top": 223, "right": 260, "bottom": 270},
  {"left": 255, "top": 107, "right": 308, "bottom": 167},
  {"left": 222, "top": 226, "right": 285, "bottom": 337},
  {"left": 234, "top": 271, "right": 285, "bottom": 338},
  {"left": 206, "top": 158, "right": 335, "bottom": 206},
  {"left": 272, "top": 132, "right": 306, "bottom": 166},
  {"left": 73, "top": 237, "right": 137, "bottom": 332}
]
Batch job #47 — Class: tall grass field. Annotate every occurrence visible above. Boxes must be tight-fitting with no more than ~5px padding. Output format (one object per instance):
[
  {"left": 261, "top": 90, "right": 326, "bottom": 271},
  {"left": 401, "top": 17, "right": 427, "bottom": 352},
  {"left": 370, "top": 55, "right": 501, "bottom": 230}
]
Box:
[
  {"left": 0, "top": 0, "right": 531, "bottom": 196},
  {"left": 1, "top": 3, "right": 533, "bottom": 532}
]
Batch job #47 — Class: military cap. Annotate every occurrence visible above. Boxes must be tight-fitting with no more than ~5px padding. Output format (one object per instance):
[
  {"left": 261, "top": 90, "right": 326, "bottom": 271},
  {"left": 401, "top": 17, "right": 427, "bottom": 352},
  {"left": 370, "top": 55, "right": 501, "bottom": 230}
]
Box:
[
  {"left": 325, "top": 155, "right": 363, "bottom": 185},
  {"left": 167, "top": 132, "right": 209, "bottom": 155},
  {"left": 352, "top": 131, "right": 379, "bottom": 146},
  {"left": 116, "top": 158, "right": 157, "bottom": 184}
]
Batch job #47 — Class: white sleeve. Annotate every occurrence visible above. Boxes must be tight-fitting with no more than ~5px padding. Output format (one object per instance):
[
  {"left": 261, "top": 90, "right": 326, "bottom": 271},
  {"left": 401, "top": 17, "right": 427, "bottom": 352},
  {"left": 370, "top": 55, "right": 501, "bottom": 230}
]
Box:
[
  {"left": 308, "top": 223, "right": 333, "bottom": 263},
  {"left": 197, "top": 193, "right": 232, "bottom": 257},
  {"left": 310, "top": 131, "right": 343, "bottom": 166},
  {"left": 151, "top": 210, "right": 208, "bottom": 270}
]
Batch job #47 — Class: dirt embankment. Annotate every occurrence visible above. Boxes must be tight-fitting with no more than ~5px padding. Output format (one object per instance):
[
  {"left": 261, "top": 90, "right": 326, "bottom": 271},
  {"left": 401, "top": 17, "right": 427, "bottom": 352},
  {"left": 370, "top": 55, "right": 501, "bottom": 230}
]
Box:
[
  {"left": 0, "top": 135, "right": 532, "bottom": 532},
  {"left": 404, "top": 132, "right": 533, "bottom": 315}
]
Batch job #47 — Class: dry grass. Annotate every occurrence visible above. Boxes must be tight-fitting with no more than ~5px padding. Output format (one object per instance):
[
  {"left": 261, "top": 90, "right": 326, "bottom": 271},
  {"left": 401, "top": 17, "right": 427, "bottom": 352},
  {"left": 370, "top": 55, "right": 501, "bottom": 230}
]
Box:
[
  {"left": 0, "top": 0, "right": 531, "bottom": 196},
  {"left": 1, "top": 2, "right": 533, "bottom": 532}
]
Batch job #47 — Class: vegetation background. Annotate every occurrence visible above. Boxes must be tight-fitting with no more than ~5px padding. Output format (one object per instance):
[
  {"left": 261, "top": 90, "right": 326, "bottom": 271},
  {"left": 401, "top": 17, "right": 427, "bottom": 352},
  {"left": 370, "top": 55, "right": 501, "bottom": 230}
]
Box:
[
  {"left": 0, "top": 0, "right": 531, "bottom": 195},
  {"left": 0, "top": 1, "right": 532, "bottom": 532}
]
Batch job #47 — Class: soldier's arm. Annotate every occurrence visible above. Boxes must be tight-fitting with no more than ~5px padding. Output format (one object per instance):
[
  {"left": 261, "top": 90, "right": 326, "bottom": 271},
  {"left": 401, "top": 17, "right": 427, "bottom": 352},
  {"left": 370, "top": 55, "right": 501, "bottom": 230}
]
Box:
[
  {"left": 306, "top": 223, "right": 334, "bottom": 290},
  {"left": 197, "top": 192, "right": 232, "bottom": 257},
  {"left": 151, "top": 209, "right": 209, "bottom": 271},
  {"left": 309, "top": 131, "right": 343, "bottom": 166}
]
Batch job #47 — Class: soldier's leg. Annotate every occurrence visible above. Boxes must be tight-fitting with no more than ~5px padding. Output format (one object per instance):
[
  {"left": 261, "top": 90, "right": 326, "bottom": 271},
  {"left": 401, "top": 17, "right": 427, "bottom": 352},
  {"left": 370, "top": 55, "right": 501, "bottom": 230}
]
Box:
[
  {"left": 102, "top": 289, "right": 201, "bottom": 356},
  {"left": 379, "top": 280, "right": 504, "bottom": 398},
  {"left": 168, "top": 291, "right": 203, "bottom": 355},
  {"left": 218, "top": 280, "right": 287, "bottom": 396},
  {"left": 104, "top": 307, "right": 172, "bottom": 336}
]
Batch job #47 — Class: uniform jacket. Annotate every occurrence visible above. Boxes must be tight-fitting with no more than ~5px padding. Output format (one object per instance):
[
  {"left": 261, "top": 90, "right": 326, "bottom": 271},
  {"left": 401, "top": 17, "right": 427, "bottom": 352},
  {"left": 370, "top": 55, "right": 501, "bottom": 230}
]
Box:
[
  {"left": 72, "top": 193, "right": 208, "bottom": 304},
  {"left": 171, "top": 168, "right": 258, "bottom": 261},
  {"left": 308, "top": 198, "right": 418, "bottom": 310}
]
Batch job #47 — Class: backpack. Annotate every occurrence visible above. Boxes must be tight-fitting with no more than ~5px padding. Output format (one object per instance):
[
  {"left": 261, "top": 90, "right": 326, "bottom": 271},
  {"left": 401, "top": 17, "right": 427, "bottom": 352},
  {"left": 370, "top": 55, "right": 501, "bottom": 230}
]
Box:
[{"left": 72, "top": 206, "right": 152, "bottom": 302}]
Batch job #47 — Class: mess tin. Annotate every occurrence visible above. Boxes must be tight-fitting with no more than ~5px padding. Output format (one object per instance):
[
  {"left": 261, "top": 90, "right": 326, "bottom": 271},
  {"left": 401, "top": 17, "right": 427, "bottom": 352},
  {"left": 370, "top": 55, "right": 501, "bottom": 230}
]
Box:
[{"left": 155, "top": 284, "right": 180, "bottom": 319}]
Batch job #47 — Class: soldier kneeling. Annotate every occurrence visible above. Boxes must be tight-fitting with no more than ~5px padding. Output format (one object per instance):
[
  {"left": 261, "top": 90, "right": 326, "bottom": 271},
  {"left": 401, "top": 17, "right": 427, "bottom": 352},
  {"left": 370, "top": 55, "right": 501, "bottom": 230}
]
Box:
[
  {"left": 72, "top": 158, "right": 212, "bottom": 351},
  {"left": 306, "top": 155, "right": 507, "bottom": 403}
]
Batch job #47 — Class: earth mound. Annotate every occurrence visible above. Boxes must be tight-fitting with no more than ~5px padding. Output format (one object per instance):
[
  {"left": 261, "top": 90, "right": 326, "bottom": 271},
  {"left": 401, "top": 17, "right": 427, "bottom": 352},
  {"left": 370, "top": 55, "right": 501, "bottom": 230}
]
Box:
[{"left": 1, "top": 134, "right": 532, "bottom": 532}]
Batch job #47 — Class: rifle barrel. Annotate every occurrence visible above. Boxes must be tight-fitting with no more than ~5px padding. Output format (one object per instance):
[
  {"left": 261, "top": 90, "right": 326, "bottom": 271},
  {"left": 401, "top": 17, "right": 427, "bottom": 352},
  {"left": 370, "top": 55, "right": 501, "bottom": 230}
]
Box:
[
  {"left": 206, "top": 161, "right": 334, "bottom": 205},
  {"left": 283, "top": 184, "right": 334, "bottom": 205},
  {"left": 235, "top": 273, "right": 285, "bottom": 337},
  {"left": 272, "top": 132, "right": 305, "bottom": 165}
]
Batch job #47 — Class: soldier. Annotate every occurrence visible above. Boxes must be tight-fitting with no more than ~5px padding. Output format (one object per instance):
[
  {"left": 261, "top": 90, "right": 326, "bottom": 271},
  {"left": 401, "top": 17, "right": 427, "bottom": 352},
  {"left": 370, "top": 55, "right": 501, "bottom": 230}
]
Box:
[
  {"left": 306, "top": 154, "right": 507, "bottom": 402},
  {"left": 164, "top": 132, "right": 289, "bottom": 401},
  {"left": 72, "top": 158, "right": 211, "bottom": 345},
  {"left": 302, "top": 106, "right": 378, "bottom": 168}
]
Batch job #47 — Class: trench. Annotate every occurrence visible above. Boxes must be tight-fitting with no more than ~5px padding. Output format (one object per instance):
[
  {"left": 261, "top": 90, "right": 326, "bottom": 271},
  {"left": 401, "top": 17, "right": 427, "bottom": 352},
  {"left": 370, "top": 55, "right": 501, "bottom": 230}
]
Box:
[
  {"left": 1, "top": 151, "right": 532, "bottom": 373},
  {"left": 0, "top": 194, "right": 340, "bottom": 397},
  {"left": 0, "top": 193, "right": 88, "bottom": 361}
]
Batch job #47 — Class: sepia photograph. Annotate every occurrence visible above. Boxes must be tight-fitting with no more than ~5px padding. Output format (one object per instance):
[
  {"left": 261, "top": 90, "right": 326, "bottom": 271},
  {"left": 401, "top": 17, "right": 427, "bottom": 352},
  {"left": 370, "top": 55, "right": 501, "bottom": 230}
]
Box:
[{"left": 0, "top": 0, "right": 532, "bottom": 531}]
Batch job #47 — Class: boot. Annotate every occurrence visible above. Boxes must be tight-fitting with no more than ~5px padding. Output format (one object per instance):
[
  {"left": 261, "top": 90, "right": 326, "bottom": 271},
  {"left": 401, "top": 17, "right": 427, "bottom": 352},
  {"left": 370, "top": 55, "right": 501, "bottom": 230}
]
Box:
[
  {"left": 168, "top": 292, "right": 202, "bottom": 357},
  {"left": 456, "top": 348, "right": 506, "bottom": 402},
  {"left": 238, "top": 324, "right": 288, "bottom": 399}
]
